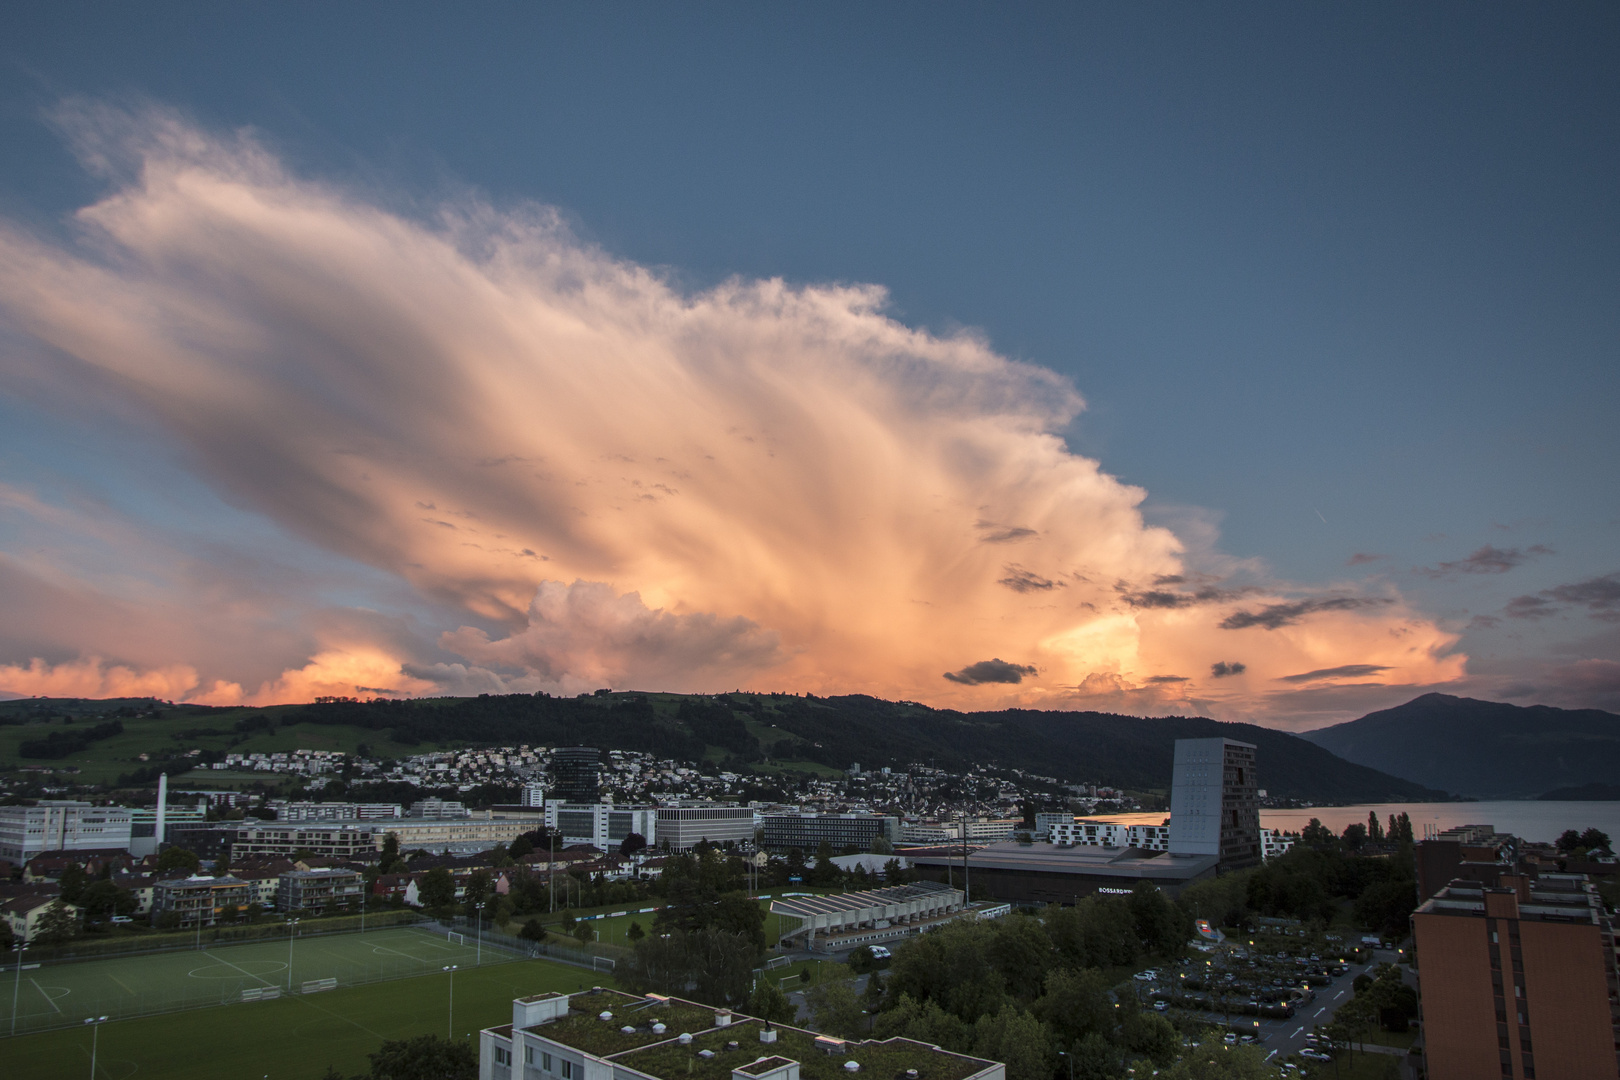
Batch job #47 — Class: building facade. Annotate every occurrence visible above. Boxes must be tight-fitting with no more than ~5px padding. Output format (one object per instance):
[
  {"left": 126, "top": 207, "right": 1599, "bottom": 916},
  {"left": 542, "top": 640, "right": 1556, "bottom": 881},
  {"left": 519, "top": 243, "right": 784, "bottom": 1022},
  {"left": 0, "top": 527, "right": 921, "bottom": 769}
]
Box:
[
  {"left": 267, "top": 800, "right": 404, "bottom": 821},
  {"left": 655, "top": 804, "right": 756, "bottom": 850},
  {"left": 1049, "top": 819, "right": 1171, "bottom": 852},
  {"left": 0, "top": 801, "right": 133, "bottom": 866},
  {"left": 761, "top": 813, "right": 901, "bottom": 854},
  {"left": 230, "top": 822, "right": 381, "bottom": 860},
  {"left": 549, "top": 747, "right": 601, "bottom": 804},
  {"left": 152, "top": 873, "right": 253, "bottom": 926},
  {"left": 1166, "top": 737, "right": 1261, "bottom": 868},
  {"left": 1412, "top": 874, "right": 1620, "bottom": 1080},
  {"left": 544, "top": 802, "right": 658, "bottom": 850},
  {"left": 277, "top": 868, "right": 364, "bottom": 912}
]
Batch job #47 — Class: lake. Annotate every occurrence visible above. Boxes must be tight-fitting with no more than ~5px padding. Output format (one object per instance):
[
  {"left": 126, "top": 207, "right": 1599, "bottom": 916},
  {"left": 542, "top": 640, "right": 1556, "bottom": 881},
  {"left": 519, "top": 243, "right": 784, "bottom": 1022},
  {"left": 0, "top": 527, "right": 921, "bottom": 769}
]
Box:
[{"left": 1083, "top": 801, "right": 1620, "bottom": 844}]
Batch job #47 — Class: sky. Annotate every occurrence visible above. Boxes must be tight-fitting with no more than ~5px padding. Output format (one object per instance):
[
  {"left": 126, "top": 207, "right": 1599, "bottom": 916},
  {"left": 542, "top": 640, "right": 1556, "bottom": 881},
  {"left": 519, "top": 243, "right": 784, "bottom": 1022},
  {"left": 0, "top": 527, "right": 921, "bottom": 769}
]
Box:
[{"left": 0, "top": 5, "right": 1616, "bottom": 728}]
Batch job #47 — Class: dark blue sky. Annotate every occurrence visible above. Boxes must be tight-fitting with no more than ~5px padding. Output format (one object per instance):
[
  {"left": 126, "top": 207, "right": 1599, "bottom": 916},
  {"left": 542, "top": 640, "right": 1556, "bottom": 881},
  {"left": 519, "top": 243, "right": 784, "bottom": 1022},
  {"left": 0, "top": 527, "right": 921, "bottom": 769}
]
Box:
[{"left": 1, "top": 4, "right": 1616, "bottom": 716}]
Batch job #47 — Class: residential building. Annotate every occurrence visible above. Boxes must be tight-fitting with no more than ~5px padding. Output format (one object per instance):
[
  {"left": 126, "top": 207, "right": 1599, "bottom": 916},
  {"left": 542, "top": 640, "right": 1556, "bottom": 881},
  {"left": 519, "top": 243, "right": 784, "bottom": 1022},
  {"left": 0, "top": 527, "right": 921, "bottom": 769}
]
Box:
[
  {"left": 900, "top": 821, "right": 960, "bottom": 844},
  {"left": 407, "top": 798, "right": 470, "bottom": 819},
  {"left": 1412, "top": 873, "right": 1620, "bottom": 1080},
  {"left": 1166, "top": 737, "right": 1261, "bottom": 868},
  {"left": 478, "top": 987, "right": 1005, "bottom": 1080},
  {"left": 655, "top": 803, "right": 754, "bottom": 850},
  {"left": 1417, "top": 824, "right": 1517, "bottom": 901},
  {"left": 0, "top": 801, "right": 133, "bottom": 866},
  {"left": 1260, "top": 829, "right": 1295, "bottom": 861},
  {"left": 152, "top": 873, "right": 253, "bottom": 926},
  {"left": 277, "top": 868, "right": 364, "bottom": 912},
  {"left": 965, "top": 819, "right": 1021, "bottom": 843},
  {"left": 760, "top": 812, "right": 900, "bottom": 854},
  {"left": 1034, "top": 812, "right": 1075, "bottom": 839},
  {"left": 549, "top": 747, "right": 601, "bottom": 804},
  {"left": 1050, "top": 820, "right": 1171, "bottom": 852},
  {"left": 3, "top": 893, "right": 78, "bottom": 943},
  {"left": 229, "top": 822, "right": 381, "bottom": 860},
  {"left": 521, "top": 782, "right": 547, "bottom": 808},
  {"left": 545, "top": 802, "right": 658, "bottom": 850},
  {"left": 162, "top": 821, "right": 231, "bottom": 861}
]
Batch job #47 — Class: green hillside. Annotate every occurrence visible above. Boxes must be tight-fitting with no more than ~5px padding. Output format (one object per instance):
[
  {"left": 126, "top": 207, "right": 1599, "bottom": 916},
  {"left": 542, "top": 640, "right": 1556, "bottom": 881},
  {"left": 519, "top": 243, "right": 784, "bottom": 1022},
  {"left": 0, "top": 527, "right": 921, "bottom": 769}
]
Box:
[{"left": 1, "top": 691, "right": 1448, "bottom": 803}]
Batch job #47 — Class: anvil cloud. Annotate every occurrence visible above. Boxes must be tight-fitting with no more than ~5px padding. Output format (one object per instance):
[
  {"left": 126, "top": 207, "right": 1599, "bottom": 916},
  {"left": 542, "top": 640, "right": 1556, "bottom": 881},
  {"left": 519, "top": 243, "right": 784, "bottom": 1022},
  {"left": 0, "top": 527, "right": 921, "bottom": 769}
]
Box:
[{"left": 0, "top": 109, "right": 1466, "bottom": 721}]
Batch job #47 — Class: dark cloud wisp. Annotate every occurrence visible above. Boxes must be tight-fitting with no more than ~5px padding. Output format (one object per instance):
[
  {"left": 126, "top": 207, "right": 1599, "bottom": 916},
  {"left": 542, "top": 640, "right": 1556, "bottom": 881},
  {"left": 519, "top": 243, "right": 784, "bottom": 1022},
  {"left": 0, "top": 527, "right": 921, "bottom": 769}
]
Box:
[
  {"left": 1219, "top": 596, "right": 1391, "bottom": 631},
  {"left": 1277, "top": 663, "right": 1390, "bottom": 684},
  {"left": 1505, "top": 572, "right": 1620, "bottom": 622},
  {"left": 1417, "top": 544, "right": 1553, "bottom": 580},
  {"left": 944, "top": 658, "right": 1039, "bottom": 685},
  {"left": 997, "top": 565, "right": 1056, "bottom": 593},
  {"left": 1210, "top": 661, "right": 1246, "bottom": 678}
]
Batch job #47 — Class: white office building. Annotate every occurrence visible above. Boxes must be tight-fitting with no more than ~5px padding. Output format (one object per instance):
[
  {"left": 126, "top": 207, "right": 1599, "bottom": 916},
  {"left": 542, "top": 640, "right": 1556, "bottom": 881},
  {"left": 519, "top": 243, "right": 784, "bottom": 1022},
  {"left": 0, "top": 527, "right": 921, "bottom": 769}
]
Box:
[
  {"left": 0, "top": 801, "right": 133, "bottom": 866},
  {"left": 544, "top": 802, "right": 657, "bottom": 850},
  {"left": 654, "top": 803, "right": 755, "bottom": 850},
  {"left": 1260, "top": 829, "right": 1295, "bottom": 860}
]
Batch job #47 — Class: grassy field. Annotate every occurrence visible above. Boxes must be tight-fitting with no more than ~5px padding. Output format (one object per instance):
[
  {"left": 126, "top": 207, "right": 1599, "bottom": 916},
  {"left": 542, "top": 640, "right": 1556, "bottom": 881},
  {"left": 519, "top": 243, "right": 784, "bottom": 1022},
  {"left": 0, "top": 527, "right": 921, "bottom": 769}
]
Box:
[
  {"left": 4, "top": 955, "right": 604, "bottom": 1080},
  {"left": 6, "top": 925, "right": 512, "bottom": 1035}
]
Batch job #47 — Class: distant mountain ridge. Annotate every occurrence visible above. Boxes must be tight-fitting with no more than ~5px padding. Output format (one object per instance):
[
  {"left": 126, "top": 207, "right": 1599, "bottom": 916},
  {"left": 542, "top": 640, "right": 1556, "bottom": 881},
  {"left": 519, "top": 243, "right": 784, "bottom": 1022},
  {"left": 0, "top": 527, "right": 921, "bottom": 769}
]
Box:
[
  {"left": 1300, "top": 693, "right": 1620, "bottom": 799},
  {"left": 2, "top": 691, "right": 1449, "bottom": 804}
]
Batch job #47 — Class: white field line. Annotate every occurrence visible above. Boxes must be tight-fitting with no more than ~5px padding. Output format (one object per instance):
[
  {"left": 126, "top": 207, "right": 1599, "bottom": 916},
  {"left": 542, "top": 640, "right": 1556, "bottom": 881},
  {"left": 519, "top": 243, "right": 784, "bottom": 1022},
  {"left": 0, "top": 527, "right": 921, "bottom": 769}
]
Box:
[
  {"left": 30, "top": 978, "right": 64, "bottom": 1014},
  {"left": 201, "top": 952, "right": 280, "bottom": 987}
]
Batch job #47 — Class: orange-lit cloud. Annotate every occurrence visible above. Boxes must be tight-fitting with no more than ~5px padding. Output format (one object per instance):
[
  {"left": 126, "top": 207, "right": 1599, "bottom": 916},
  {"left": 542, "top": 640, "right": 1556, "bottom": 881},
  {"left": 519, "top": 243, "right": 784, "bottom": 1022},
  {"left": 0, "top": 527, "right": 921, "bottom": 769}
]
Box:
[{"left": 0, "top": 106, "right": 1467, "bottom": 722}]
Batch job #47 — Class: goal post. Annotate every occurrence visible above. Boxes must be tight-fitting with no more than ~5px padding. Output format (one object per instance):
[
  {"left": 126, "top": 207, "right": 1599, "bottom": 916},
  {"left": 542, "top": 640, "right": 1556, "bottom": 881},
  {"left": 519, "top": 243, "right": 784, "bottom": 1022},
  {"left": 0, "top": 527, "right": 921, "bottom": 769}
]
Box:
[{"left": 447, "top": 932, "right": 466, "bottom": 946}]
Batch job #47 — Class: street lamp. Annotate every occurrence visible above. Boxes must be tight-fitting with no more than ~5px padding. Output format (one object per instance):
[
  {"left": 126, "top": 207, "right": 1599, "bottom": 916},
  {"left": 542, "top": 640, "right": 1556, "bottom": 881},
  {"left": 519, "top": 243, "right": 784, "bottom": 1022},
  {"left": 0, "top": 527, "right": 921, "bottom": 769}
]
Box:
[
  {"left": 286, "top": 918, "right": 301, "bottom": 990},
  {"left": 444, "top": 965, "right": 458, "bottom": 1039},
  {"left": 85, "top": 1015, "right": 109, "bottom": 1078},
  {"left": 10, "top": 940, "right": 25, "bottom": 1038},
  {"left": 1056, "top": 1049, "right": 1075, "bottom": 1080}
]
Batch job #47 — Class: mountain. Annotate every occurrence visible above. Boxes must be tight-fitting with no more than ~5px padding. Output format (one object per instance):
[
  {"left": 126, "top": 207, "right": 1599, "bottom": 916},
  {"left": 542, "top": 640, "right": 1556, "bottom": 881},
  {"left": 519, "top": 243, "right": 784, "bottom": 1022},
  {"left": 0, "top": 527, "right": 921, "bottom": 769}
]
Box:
[
  {"left": 1, "top": 691, "right": 1448, "bottom": 804},
  {"left": 1300, "top": 693, "right": 1620, "bottom": 799}
]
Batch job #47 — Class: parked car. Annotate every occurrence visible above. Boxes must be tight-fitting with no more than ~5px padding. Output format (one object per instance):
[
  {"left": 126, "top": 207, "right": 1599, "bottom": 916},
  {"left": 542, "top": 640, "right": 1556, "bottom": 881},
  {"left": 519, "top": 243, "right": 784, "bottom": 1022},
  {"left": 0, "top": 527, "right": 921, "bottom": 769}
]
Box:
[{"left": 1301, "top": 1049, "right": 1332, "bottom": 1061}]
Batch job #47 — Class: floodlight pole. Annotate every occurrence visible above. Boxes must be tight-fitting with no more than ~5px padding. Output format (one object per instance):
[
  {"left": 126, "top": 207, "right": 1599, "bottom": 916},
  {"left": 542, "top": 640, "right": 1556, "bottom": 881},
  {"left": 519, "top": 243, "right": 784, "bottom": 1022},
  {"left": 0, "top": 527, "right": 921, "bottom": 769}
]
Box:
[
  {"left": 11, "top": 941, "right": 24, "bottom": 1037},
  {"left": 286, "top": 918, "right": 300, "bottom": 990},
  {"left": 444, "top": 965, "right": 458, "bottom": 1039}
]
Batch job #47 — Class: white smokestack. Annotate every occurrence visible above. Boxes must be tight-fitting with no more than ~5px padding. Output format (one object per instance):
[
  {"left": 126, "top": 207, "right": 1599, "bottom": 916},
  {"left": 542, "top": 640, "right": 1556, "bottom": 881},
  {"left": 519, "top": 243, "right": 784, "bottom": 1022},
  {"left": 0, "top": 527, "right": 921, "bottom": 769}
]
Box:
[{"left": 155, "top": 772, "right": 168, "bottom": 847}]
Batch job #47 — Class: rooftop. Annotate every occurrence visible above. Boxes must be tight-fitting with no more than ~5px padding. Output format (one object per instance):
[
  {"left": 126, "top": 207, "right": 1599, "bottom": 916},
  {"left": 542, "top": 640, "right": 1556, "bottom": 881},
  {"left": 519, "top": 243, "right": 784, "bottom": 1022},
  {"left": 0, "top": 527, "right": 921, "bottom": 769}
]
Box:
[
  {"left": 911, "top": 840, "right": 1218, "bottom": 880},
  {"left": 769, "top": 880, "right": 956, "bottom": 919}
]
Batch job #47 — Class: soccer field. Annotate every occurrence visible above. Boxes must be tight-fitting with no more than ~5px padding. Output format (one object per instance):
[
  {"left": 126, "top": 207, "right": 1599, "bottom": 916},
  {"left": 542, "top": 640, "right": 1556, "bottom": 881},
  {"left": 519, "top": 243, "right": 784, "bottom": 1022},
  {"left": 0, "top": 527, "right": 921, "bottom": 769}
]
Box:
[
  {"left": 5, "top": 925, "right": 510, "bottom": 1036},
  {"left": 5, "top": 955, "right": 605, "bottom": 1080}
]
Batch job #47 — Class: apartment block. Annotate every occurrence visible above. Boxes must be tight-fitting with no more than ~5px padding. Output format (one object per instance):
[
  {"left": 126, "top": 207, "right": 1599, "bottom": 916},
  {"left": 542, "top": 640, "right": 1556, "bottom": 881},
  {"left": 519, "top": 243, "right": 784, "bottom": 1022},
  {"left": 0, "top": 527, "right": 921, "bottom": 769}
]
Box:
[
  {"left": 277, "top": 868, "right": 364, "bottom": 912},
  {"left": 152, "top": 874, "right": 253, "bottom": 926},
  {"left": 1412, "top": 873, "right": 1620, "bottom": 1080}
]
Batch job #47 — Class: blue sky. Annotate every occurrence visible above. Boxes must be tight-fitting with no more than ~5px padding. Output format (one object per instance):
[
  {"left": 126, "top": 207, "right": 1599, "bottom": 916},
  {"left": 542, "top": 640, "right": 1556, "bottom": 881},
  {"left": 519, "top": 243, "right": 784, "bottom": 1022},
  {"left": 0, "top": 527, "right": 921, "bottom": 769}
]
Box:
[{"left": 0, "top": 4, "right": 1615, "bottom": 722}]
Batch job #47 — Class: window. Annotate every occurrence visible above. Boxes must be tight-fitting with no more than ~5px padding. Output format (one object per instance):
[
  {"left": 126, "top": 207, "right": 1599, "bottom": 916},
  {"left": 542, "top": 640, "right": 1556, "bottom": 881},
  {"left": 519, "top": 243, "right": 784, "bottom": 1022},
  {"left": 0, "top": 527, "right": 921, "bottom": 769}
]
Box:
[
  {"left": 561, "top": 1061, "right": 573, "bottom": 1079},
  {"left": 526, "top": 1047, "right": 534, "bottom": 1064},
  {"left": 543, "top": 1053, "right": 553, "bottom": 1071}
]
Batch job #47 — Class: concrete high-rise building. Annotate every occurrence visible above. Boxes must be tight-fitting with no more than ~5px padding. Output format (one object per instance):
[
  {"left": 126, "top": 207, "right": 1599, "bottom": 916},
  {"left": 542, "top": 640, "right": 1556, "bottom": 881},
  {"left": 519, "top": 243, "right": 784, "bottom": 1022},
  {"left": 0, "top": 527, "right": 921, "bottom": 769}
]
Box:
[
  {"left": 1167, "top": 737, "right": 1260, "bottom": 868},
  {"left": 1412, "top": 874, "right": 1620, "bottom": 1080},
  {"left": 655, "top": 803, "right": 756, "bottom": 850},
  {"left": 549, "top": 747, "right": 601, "bottom": 804},
  {"left": 0, "top": 801, "right": 134, "bottom": 866}
]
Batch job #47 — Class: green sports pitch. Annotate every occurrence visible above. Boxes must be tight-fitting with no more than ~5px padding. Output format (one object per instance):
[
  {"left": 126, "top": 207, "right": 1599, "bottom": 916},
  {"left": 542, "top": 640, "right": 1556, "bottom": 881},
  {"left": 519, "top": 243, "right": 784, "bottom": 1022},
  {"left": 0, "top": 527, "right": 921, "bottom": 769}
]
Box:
[{"left": 5, "top": 925, "right": 512, "bottom": 1036}]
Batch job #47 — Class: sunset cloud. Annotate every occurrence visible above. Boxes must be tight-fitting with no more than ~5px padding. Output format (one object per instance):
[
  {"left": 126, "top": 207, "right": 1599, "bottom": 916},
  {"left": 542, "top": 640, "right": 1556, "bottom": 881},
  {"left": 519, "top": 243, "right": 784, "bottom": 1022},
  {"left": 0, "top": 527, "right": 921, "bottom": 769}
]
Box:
[{"left": 0, "top": 106, "right": 1468, "bottom": 720}]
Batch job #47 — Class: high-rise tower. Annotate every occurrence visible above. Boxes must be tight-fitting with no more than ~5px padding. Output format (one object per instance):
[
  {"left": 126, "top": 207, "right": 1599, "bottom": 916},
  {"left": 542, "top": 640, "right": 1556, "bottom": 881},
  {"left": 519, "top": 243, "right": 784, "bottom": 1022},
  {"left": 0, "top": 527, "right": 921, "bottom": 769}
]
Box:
[
  {"left": 549, "top": 747, "right": 601, "bottom": 804},
  {"left": 1167, "top": 737, "right": 1260, "bottom": 867}
]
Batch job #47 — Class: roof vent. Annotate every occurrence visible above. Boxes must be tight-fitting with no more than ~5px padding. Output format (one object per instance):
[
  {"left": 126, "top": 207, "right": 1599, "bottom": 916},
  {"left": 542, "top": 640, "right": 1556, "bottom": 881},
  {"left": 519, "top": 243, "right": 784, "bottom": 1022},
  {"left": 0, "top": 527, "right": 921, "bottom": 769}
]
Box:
[
  {"left": 652, "top": 1022, "right": 667, "bottom": 1034},
  {"left": 727, "top": 1041, "right": 740, "bottom": 1051},
  {"left": 622, "top": 1026, "right": 636, "bottom": 1034},
  {"left": 906, "top": 1071, "right": 919, "bottom": 1078},
  {"left": 599, "top": 1011, "right": 614, "bottom": 1021},
  {"left": 679, "top": 1033, "right": 694, "bottom": 1045},
  {"left": 698, "top": 1049, "right": 716, "bottom": 1060},
  {"left": 844, "top": 1062, "right": 861, "bottom": 1072}
]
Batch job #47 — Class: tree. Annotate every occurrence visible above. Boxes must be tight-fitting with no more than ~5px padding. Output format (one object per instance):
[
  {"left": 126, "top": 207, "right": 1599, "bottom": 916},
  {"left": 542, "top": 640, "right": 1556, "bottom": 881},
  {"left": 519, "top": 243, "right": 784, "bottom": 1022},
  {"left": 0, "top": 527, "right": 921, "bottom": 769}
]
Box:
[
  {"left": 58, "top": 864, "right": 89, "bottom": 904},
  {"left": 746, "top": 979, "right": 794, "bottom": 1023},
  {"left": 1156, "top": 1044, "right": 1276, "bottom": 1079},
  {"left": 875, "top": 994, "right": 974, "bottom": 1054},
  {"left": 518, "top": 919, "right": 548, "bottom": 943},
  {"left": 463, "top": 870, "right": 493, "bottom": 913},
  {"left": 807, "top": 980, "right": 866, "bottom": 1039},
  {"left": 1355, "top": 879, "right": 1417, "bottom": 937},
  {"left": 365, "top": 1034, "right": 477, "bottom": 1080},
  {"left": 0, "top": 919, "right": 14, "bottom": 952},
  {"left": 156, "top": 847, "right": 201, "bottom": 874},
  {"left": 972, "top": 1004, "right": 1054, "bottom": 1080},
  {"left": 1300, "top": 818, "right": 1335, "bottom": 848},
  {"left": 626, "top": 920, "right": 645, "bottom": 942},
  {"left": 573, "top": 922, "right": 595, "bottom": 944},
  {"left": 80, "top": 880, "right": 137, "bottom": 922},
  {"left": 509, "top": 834, "right": 534, "bottom": 860},
  {"left": 32, "top": 900, "right": 79, "bottom": 945},
  {"left": 619, "top": 832, "right": 647, "bottom": 857},
  {"left": 1121, "top": 1010, "right": 1178, "bottom": 1066},
  {"left": 870, "top": 835, "right": 893, "bottom": 855},
  {"left": 378, "top": 833, "right": 404, "bottom": 874},
  {"left": 1033, "top": 968, "right": 1114, "bottom": 1047},
  {"left": 418, "top": 868, "right": 456, "bottom": 910},
  {"left": 1579, "top": 827, "right": 1612, "bottom": 853},
  {"left": 1064, "top": 1032, "right": 1123, "bottom": 1080},
  {"left": 1367, "top": 812, "right": 1384, "bottom": 843},
  {"left": 1557, "top": 829, "right": 1583, "bottom": 853},
  {"left": 1341, "top": 822, "right": 1368, "bottom": 852}
]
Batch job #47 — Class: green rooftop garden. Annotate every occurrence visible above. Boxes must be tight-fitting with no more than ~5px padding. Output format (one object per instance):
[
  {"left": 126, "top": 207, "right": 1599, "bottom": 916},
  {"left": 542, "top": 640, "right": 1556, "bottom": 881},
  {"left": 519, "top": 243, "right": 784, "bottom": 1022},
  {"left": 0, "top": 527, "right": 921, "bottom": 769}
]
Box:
[
  {"left": 537, "top": 992, "right": 724, "bottom": 1057},
  {"left": 614, "top": 1019, "right": 991, "bottom": 1080}
]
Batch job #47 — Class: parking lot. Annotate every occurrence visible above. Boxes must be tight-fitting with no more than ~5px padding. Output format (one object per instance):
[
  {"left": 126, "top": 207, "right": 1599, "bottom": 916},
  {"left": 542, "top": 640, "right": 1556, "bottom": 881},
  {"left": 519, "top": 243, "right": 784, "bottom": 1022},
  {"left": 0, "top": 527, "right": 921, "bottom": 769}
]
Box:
[{"left": 1129, "top": 927, "right": 1409, "bottom": 1065}]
